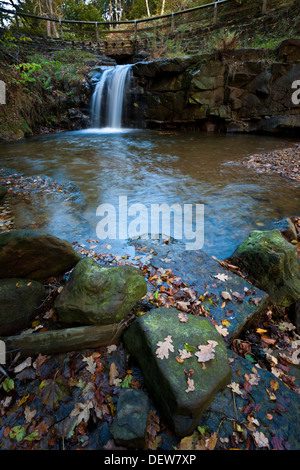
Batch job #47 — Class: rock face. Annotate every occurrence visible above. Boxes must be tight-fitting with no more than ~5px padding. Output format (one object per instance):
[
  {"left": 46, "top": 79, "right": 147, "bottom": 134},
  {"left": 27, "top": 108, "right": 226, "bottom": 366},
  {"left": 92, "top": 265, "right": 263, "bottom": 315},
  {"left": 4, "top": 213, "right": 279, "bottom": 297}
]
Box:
[
  {"left": 111, "top": 389, "right": 149, "bottom": 449},
  {"left": 0, "top": 230, "right": 81, "bottom": 281},
  {"left": 228, "top": 229, "right": 300, "bottom": 307},
  {"left": 131, "top": 47, "right": 300, "bottom": 134},
  {"left": 123, "top": 307, "right": 231, "bottom": 436},
  {"left": 0, "top": 278, "right": 46, "bottom": 335},
  {"left": 55, "top": 257, "right": 147, "bottom": 325}
]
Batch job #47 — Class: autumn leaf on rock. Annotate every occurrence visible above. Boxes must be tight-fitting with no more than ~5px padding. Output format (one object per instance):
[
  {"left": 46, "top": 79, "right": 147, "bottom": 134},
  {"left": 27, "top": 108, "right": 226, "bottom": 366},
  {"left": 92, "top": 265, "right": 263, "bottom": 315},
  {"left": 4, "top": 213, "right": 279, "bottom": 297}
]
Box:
[
  {"left": 221, "top": 291, "right": 232, "bottom": 301},
  {"left": 227, "top": 381, "right": 244, "bottom": 396},
  {"left": 178, "top": 312, "right": 188, "bottom": 323},
  {"left": 185, "top": 377, "right": 195, "bottom": 393},
  {"left": 214, "top": 273, "right": 229, "bottom": 282},
  {"left": 195, "top": 341, "right": 218, "bottom": 363},
  {"left": 178, "top": 349, "right": 192, "bottom": 360},
  {"left": 156, "top": 335, "right": 174, "bottom": 360}
]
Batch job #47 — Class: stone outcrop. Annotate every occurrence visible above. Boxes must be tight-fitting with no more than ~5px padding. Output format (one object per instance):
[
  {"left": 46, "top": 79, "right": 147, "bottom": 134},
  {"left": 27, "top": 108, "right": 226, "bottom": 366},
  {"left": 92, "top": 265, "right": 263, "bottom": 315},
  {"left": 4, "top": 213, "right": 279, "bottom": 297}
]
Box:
[{"left": 131, "top": 44, "right": 300, "bottom": 135}]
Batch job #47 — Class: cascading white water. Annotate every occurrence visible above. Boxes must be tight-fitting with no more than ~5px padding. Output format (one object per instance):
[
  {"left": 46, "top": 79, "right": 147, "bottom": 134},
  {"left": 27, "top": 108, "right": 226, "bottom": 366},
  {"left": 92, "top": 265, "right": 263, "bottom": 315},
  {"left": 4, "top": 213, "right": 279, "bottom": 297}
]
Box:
[{"left": 90, "top": 64, "right": 132, "bottom": 130}]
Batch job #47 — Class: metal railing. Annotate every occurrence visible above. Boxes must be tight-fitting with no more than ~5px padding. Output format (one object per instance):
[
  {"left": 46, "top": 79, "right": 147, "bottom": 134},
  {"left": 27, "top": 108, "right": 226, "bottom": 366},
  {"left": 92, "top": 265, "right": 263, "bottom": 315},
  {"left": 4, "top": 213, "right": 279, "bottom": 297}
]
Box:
[{"left": 0, "top": 0, "right": 280, "bottom": 44}]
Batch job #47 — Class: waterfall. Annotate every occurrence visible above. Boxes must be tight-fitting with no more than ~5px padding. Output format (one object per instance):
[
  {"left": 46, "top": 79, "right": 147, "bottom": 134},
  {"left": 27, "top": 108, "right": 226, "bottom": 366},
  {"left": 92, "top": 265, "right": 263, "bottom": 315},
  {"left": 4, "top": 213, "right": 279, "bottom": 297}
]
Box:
[{"left": 90, "top": 64, "right": 132, "bottom": 130}]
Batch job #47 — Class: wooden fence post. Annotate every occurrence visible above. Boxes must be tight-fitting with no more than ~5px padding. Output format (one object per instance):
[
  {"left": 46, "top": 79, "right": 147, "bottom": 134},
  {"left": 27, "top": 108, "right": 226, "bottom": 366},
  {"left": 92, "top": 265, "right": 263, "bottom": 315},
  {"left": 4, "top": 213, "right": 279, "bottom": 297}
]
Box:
[
  {"left": 262, "top": 0, "right": 267, "bottom": 14},
  {"left": 213, "top": 1, "right": 218, "bottom": 25},
  {"left": 171, "top": 12, "right": 174, "bottom": 34},
  {"left": 59, "top": 19, "right": 63, "bottom": 39},
  {"left": 134, "top": 20, "right": 137, "bottom": 41},
  {"left": 95, "top": 21, "right": 99, "bottom": 41}
]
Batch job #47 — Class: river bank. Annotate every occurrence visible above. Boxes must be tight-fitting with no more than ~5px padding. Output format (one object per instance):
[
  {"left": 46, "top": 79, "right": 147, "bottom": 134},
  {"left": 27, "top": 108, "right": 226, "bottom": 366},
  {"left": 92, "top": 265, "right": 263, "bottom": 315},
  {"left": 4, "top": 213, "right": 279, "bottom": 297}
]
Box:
[{"left": 241, "top": 143, "right": 300, "bottom": 183}]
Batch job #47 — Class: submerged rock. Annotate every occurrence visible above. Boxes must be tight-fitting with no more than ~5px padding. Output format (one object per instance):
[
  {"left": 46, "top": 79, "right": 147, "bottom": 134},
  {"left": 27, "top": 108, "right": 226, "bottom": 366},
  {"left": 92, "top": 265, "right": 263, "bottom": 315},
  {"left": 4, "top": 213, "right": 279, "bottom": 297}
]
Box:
[
  {"left": 0, "top": 230, "right": 81, "bottom": 281},
  {"left": 123, "top": 307, "right": 231, "bottom": 436},
  {"left": 111, "top": 389, "right": 149, "bottom": 449},
  {"left": 55, "top": 257, "right": 147, "bottom": 325},
  {"left": 228, "top": 229, "right": 300, "bottom": 307},
  {"left": 0, "top": 278, "right": 46, "bottom": 335}
]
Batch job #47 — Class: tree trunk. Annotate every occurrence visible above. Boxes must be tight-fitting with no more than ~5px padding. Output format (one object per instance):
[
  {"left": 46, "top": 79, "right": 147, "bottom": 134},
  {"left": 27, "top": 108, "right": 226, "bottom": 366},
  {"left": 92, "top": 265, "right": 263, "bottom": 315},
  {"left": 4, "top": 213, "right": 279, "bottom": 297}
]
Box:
[
  {"left": 161, "top": 0, "right": 165, "bottom": 15},
  {"left": 145, "top": 0, "right": 151, "bottom": 17}
]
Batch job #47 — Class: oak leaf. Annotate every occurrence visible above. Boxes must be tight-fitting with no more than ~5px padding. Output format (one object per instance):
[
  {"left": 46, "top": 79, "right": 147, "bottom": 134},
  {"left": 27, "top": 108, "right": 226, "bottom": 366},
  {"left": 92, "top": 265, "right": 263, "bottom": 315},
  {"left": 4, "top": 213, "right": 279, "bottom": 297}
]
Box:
[{"left": 156, "top": 335, "right": 174, "bottom": 360}]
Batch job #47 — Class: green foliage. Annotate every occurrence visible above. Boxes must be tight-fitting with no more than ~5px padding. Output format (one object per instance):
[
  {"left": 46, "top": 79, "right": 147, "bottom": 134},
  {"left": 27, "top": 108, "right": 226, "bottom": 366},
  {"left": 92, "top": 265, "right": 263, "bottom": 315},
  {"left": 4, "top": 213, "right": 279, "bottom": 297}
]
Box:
[{"left": 12, "top": 59, "right": 63, "bottom": 90}]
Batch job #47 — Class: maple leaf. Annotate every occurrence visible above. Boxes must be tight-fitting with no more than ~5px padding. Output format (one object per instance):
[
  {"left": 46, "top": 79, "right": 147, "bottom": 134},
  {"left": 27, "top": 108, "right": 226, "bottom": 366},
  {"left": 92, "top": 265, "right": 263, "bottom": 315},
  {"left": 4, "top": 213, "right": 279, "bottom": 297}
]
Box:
[
  {"left": 195, "top": 340, "right": 218, "bottom": 363},
  {"left": 39, "top": 375, "right": 69, "bottom": 410},
  {"left": 156, "top": 335, "right": 174, "bottom": 360}
]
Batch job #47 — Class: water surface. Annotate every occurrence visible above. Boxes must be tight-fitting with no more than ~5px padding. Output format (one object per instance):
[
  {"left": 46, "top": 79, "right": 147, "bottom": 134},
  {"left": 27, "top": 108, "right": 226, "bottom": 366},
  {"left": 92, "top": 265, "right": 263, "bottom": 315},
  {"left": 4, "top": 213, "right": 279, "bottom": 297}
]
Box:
[{"left": 0, "top": 129, "right": 299, "bottom": 259}]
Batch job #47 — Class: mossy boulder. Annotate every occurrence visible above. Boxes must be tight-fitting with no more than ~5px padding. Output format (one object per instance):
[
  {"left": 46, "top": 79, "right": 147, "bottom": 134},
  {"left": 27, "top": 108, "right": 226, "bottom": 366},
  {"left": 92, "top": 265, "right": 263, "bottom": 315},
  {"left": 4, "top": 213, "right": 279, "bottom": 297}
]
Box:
[
  {"left": 0, "top": 230, "right": 81, "bottom": 281},
  {"left": 228, "top": 229, "right": 300, "bottom": 307},
  {"left": 0, "top": 278, "right": 46, "bottom": 335},
  {"left": 54, "top": 257, "right": 147, "bottom": 325},
  {"left": 123, "top": 307, "right": 231, "bottom": 436}
]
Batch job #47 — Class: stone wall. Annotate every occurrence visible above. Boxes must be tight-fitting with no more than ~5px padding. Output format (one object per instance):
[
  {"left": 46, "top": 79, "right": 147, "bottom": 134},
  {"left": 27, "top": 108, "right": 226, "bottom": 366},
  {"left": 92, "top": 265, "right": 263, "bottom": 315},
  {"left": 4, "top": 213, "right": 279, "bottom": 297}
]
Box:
[{"left": 131, "top": 40, "right": 300, "bottom": 135}]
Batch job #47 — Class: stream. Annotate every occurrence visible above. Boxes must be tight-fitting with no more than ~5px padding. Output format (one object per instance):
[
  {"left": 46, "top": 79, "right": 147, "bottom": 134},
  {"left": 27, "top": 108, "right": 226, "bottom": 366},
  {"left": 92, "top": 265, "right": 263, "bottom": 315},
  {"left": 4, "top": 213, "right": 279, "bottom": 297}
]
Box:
[{"left": 0, "top": 129, "right": 299, "bottom": 259}]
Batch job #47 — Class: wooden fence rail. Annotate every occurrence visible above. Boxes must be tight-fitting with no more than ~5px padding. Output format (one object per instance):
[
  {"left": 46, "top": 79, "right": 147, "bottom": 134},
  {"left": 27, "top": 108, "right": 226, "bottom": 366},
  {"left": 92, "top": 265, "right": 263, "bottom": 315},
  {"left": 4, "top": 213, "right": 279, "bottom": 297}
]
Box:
[{"left": 0, "top": 0, "right": 276, "bottom": 43}]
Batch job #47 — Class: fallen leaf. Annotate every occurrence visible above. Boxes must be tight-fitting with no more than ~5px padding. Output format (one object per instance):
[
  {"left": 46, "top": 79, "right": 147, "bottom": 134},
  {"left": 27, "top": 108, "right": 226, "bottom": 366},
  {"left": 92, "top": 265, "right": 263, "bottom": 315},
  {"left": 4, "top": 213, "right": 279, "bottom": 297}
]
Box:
[
  {"left": 214, "top": 273, "right": 229, "bottom": 282},
  {"left": 195, "top": 340, "right": 218, "bottom": 363},
  {"left": 178, "top": 349, "right": 192, "bottom": 360},
  {"left": 156, "top": 335, "right": 174, "bottom": 360},
  {"left": 185, "top": 377, "right": 195, "bottom": 393},
  {"left": 109, "top": 362, "right": 119, "bottom": 386},
  {"left": 178, "top": 312, "right": 188, "bottom": 323},
  {"left": 221, "top": 291, "right": 232, "bottom": 301},
  {"left": 252, "top": 431, "right": 269, "bottom": 449}
]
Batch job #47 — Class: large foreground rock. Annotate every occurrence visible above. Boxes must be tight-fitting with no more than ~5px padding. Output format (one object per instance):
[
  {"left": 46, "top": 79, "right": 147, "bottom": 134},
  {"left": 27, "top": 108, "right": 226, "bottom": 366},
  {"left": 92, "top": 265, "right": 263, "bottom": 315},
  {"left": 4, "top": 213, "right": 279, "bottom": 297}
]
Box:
[
  {"left": 228, "top": 229, "right": 300, "bottom": 307},
  {"left": 123, "top": 307, "right": 231, "bottom": 436},
  {"left": 0, "top": 230, "right": 81, "bottom": 281},
  {"left": 0, "top": 278, "right": 46, "bottom": 335},
  {"left": 55, "top": 257, "right": 147, "bottom": 325}
]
